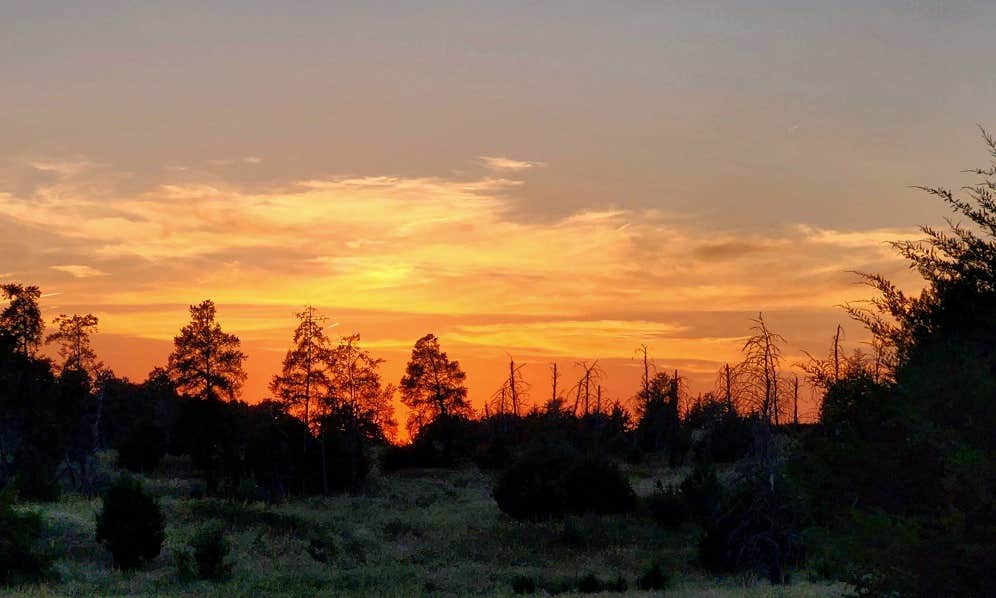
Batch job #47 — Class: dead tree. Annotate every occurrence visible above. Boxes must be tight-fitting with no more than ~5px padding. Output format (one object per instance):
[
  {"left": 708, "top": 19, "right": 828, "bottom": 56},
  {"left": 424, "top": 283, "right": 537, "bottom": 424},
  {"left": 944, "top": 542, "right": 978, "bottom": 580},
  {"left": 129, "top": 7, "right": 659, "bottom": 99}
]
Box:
[
  {"left": 489, "top": 356, "right": 529, "bottom": 417},
  {"left": 738, "top": 313, "right": 787, "bottom": 466},
  {"left": 792, "top": 374, "right": 799, "bottom": 426},
  {"left": 571, "top": 360, "right": 604, "bottom": 416}
]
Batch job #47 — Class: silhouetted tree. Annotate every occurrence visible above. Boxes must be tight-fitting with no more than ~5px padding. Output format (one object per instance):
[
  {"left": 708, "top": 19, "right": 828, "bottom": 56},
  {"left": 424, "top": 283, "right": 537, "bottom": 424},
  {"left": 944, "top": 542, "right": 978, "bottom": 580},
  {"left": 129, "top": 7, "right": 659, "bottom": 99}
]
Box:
[
  {"left": 0, "top": 284, "right": 43, "bottom": 358},
  {"left": 166, "top": 300, "right": 246, "bottom": 494},
  {"left": 269, "top": 306, "right": 332, "bottom": 443},
  {"left": 635, "top": 371, "right": 678, "bottom": 452},
  {"left": 325, "top": 333, "right": 396, "bottom": 442},
  {"left": 400, "top": 334, "right": 470, "bottom": 438},
  {"left": 799, "top": 128, "right": 996, "bottom": 596},
  {"left": 570, "top": 360, "right": 604, "bottom": 416},
  {"left": 489, "top": 356, "right": 529, "bottom": 417},
  {"left": 738, "top": 313, "right": 785, "bottom": 428},
  {"left": 45, "top": 313, "right": 101, "bottom": 376},
  {"left": 168, "top": 300, "right": 246, "bottom": 402}
]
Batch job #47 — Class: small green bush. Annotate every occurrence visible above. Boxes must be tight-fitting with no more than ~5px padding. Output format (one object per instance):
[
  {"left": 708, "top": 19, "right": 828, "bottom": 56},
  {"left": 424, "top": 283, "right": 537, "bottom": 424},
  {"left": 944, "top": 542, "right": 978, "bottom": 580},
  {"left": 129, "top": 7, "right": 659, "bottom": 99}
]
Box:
[
  {"left": 187, "top": 523, "right": 231, "bottom": 580},
  {"left": 95, "top": 475, "right": 165, "bottom": 570},
  {"left": 0, "top": 486, "right": 52, "bottom": 585}
]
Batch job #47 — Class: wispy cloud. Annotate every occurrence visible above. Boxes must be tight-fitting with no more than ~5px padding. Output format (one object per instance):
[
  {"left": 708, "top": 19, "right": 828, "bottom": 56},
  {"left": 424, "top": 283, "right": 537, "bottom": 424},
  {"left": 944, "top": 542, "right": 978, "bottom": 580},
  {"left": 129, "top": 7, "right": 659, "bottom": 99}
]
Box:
[
  {"left": 479, "top": 156, "right": 546, "bottom": 171},
  {"left": 29, "top": 159, "right": 104, "bottom": 177},
  {"left": 50, "top": 264, "right": 110, "bottom": 278}
]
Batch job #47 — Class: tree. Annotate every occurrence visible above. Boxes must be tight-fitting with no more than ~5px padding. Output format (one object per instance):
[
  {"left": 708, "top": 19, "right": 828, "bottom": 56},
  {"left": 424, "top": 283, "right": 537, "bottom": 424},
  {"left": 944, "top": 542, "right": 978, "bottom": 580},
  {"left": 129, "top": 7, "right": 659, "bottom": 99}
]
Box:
[
  {"left": 800, "top": 129, "right": 996, "bottom": 596},
  {"left": 0, "top": 284, "right": 43, "bottom": 358},
  {"left": 400, "top": 334, "right": 470, "bottom": 438},
  {"left": 167, "top": 300, "right": 246, "bottom": 402},
  {"left": 269, "top": 306, "right": 332, "bottom": 437},
  {"left": 325, "top": 333, "right": 397, "bottom": 441},
  {"left": 635, "top": 371, "right": 680, "bottom": 454},
  {"left": 570, "top": 360, "right": 605, "bottom": 416},
  {"left": 46, "top": 313, "right": 101, "bottom": 376},
  {"left": 488, "top": 356, "right": 529, "bottom": 417},
  {"left": 738, "top": 313, "right": 785, "bottom": 426}
]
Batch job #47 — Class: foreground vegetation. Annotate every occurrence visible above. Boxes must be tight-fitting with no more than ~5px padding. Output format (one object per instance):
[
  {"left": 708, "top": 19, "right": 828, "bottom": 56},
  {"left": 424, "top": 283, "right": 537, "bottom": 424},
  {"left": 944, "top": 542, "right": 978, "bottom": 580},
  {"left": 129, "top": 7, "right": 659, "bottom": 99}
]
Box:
[{"left": 6, "top": 454, "right": 842, "bottom": 597}]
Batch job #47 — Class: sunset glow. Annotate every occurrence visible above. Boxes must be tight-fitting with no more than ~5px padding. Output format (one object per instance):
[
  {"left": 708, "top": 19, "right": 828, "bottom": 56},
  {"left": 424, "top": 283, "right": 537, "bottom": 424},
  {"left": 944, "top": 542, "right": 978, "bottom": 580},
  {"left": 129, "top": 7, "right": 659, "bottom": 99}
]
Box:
[{"left": 4, "top": 2, "right": 992, "bottom": 424}]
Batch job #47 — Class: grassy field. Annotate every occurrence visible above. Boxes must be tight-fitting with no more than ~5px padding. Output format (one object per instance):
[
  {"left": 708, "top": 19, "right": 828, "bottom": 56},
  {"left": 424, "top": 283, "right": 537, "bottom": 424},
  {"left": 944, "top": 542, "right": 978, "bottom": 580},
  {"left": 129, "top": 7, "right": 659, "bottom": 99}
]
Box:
[{"left": 6, "top": 455, "right": 845, "bottom": 597}]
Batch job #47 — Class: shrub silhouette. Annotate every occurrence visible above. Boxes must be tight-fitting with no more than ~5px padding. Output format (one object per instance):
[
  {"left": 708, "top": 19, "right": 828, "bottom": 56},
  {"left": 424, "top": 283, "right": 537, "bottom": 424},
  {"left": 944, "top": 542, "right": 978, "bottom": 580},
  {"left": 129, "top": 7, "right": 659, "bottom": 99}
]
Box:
[
  {"left": 493, "top": 446, "right": 635, "bottom": 520},
  {"left": 177, "top": 522, "right": 231, "bottom": 581},
  {"left": 697, "top": 474, "right": 807, "bottom": 584},
  {"left": 95, "top": 475, "right": 164, "bottom": 570},
  {"left": 0, "top": 486, "right": 51, "bottom": 585}
]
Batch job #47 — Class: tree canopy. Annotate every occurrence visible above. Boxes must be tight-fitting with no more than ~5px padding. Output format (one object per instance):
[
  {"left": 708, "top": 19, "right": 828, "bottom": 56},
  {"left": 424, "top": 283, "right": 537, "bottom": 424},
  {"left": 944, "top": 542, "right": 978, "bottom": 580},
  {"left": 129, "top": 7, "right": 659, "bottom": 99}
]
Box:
[
  {"left": 400, "top": 333, "right": 470, "bottom": 437},
  {"left": 167, "top": 300, "right": 247, "bottom": 402}
]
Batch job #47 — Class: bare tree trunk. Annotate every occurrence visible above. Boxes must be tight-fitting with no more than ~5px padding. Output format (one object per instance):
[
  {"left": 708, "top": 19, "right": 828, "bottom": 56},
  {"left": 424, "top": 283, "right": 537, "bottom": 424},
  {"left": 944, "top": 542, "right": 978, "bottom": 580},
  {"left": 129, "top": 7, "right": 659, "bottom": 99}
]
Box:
[
  {"left": 725, "top": 363, "right": 734, "bottom": 414},
  {"left": 793, "top": 375, "right": 799, "bottom": 426},
  {"left": 833, "top": 324, "right": 842, "bottom": 383},
  {"left": 509, "top": 359, "right": 518, "bottom": 416},
  {"left": 550, "top": 362, "right": 559, "bottom": 406}
]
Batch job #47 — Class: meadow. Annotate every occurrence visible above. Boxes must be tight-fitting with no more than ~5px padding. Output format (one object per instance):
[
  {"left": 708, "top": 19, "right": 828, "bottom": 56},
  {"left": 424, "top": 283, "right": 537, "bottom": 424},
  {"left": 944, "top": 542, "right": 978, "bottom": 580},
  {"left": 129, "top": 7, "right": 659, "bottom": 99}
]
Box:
[{"left": 6, "top": 453, "right": 843, "bottom": 597}]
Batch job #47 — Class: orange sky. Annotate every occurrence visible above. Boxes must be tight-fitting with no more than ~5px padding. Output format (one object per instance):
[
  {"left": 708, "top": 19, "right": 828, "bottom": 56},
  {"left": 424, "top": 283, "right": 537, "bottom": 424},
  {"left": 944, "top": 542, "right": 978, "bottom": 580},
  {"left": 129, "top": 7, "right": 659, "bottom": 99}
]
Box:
[
  {"left": 12, "top": 164, "right": 928, "bottom": 425},
  {"left": 4, "top": 1, "right": 993, "bottom": 428}
]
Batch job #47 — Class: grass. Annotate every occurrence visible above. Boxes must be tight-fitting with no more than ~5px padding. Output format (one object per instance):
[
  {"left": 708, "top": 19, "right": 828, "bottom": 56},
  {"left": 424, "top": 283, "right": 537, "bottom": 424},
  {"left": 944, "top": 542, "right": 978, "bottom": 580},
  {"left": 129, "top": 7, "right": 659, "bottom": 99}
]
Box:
[{"left": 3, "top": 455, "right": 847, "bottom": 597}]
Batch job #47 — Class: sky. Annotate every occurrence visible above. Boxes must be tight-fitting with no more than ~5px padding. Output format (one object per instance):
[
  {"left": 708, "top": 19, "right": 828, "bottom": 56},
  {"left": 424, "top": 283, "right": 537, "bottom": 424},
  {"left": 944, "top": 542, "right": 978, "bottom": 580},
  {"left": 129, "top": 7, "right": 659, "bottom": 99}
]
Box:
[{"left": 3, "top": 1, "right": 996, "bottom": 426}]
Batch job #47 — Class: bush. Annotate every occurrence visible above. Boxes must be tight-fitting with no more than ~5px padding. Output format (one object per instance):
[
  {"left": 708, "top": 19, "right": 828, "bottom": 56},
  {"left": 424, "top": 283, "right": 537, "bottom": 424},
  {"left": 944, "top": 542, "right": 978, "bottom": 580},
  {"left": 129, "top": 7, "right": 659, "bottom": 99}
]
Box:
[
  {"left": 115, "top": 420, "right": 167, "bottom": 472},
  {"left": 95, "top": 475, "right": 164, "bottom": 570},
  {"left": 493, "top": 446, "right": 635, "bottom": 520},
  {"left": 697, "top": 473, "right": 807, "bottom": 584},
  {"left": 177, "top": 522, "right": 231, "bottom": 581},
  {"left": 637, "top": 562, "right": 670, "bottom": 590},
  {"left": 0, "top": 486, "right": 51, "bottom": 585}
]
